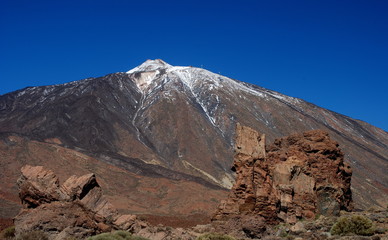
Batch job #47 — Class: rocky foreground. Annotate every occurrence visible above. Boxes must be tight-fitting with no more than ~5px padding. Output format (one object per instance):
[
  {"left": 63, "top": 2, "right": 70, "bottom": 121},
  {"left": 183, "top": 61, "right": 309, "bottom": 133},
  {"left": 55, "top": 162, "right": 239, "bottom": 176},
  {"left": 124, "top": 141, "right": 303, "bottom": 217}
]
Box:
[{"left": 4, "top": 126, "right": 388, "bottom": 239}]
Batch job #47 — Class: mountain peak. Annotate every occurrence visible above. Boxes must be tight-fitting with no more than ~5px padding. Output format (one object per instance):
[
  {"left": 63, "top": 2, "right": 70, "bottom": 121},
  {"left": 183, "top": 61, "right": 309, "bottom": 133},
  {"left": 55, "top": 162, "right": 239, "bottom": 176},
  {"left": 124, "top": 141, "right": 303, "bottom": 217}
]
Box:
[{"left": 127, "top": 59, "right": 172, "bottom": 74}]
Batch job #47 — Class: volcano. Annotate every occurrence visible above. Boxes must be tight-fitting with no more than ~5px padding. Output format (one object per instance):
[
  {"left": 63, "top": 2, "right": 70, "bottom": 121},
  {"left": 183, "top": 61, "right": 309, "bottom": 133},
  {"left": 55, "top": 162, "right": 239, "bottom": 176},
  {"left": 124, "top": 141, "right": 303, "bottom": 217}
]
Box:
[{"left": 0, "top": 59, "right": 386, "bottom": 224}]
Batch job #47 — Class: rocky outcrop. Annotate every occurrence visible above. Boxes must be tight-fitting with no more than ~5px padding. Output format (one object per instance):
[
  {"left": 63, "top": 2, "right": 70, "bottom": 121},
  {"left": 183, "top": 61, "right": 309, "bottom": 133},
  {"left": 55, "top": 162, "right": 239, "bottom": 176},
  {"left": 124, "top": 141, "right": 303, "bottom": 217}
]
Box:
[
  {"left": 14, "top": 165, "right": 147, "bottom": 239},
  {"left": 213, "top": 124, "right": 353, "bottom": 225},
  {"left": 17, "top": 165, "right": 62, "bottom": 208}
]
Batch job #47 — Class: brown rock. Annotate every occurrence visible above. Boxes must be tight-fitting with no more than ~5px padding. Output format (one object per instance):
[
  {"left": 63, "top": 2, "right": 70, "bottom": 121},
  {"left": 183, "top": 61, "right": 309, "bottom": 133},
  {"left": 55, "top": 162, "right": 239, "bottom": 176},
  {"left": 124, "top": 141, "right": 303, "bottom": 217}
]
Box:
[
  {"left": 17, "top": 165, "right": 62, "bottom": 208},
  {"left": 235, "top": 123, "right": 266, "bottom": 160},
  {"left": 213, "top": 125, "right": 353, "bottom": 226},
  {"left": 60, "top": 173, "right": 98, "bottom": 200},
  {"left": 13, "top": 165, "right": 140, "bottom": 239},
  {"left": 213, "top": 215, "right": 266, "bottom": 239},
  {"left": 14, "top": 201, "right": 98, "bottom": 239},
  {"left": 113, "top": 214, "right": 139, "bottom": 230},
  {"left": 61, "top": 172, "right": 118, "bottom": 220},
  {"left": 290, "top": 221, "right": 306, "bottom": 234},
  {"left": 96, "top": 222, "right": 111, "bottom": 232},
  {"left": 79, "top": 186, "right": 118, "bottom": 220}
]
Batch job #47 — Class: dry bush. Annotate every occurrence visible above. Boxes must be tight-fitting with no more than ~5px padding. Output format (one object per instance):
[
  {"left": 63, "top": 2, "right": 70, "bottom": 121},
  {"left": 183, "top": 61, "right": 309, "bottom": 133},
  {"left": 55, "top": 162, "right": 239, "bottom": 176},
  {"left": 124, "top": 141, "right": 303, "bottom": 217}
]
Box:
[
  {"left": 87, "top": 231, "right": 149, "bottom": 240},
  {"left": 1, "top": 226, "right": 15, "bottom": 239},
  {"left": 196, "top": 233, "right": 236, "bottom": 240},
  {"left": 16, "top": 230, "right": 49, "bottom": 240},
  {"left": 330, "top": 215, "right": 375, "bottom": 236}
]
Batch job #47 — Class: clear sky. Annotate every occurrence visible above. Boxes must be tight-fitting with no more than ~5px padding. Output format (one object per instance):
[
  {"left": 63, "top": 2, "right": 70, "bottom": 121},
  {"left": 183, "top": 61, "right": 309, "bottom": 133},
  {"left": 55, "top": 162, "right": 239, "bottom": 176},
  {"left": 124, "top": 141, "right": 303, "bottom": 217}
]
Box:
[{"left": 1, "top": 0, "right": 387, "bottom": 131}]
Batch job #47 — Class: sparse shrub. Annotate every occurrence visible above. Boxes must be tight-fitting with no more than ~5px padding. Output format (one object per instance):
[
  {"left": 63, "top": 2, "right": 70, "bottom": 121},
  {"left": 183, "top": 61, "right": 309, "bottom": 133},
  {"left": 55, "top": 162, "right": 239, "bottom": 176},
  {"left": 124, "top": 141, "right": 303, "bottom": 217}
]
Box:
[
  {"left": 65, "top": 237, "right": 78, "bottom": 240},
  {"left": 196, "top": 232, "right": 236, "bottom": 240},
  {"left": 126, "top": 236, "right": 149, "bottom": 240},
  {"left": 87, "top": 232, "right": 118, "bottom": 240},
  {"left": 16, "top": 230, "right": 49, "bottom": 240},
  {"left": 87, "top": 231, "right": 150, "bottom": 240},
  {"left": 1, "top": 226, "right": 15, "bottom": 239},
  {"left": 279, "top": 229, "right": 289, "bottom": 238},
  {"left": 116, "top": 231, "right": 133, "bottom": 238},
  {"left": 330, "top": 215, "right": 375, "bottom": 236}
]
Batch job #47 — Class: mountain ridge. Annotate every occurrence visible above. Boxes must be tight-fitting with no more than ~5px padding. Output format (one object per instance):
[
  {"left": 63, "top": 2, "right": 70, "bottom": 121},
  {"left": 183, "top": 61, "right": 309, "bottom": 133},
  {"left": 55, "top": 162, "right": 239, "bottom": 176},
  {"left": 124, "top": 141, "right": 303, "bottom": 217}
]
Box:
[{"left": 0, "top": 60, "right": 386, "bottom": 221}]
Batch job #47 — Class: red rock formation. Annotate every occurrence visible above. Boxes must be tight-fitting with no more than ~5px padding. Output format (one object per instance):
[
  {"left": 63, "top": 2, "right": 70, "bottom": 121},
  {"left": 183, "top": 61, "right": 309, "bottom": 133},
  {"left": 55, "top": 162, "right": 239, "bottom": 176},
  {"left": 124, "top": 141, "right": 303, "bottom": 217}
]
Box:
[
  {"left": 213, "top": 124, "right": 353, "bottom": 224},
  {"left": 17, "top": 165, "right": 62, "bottom": 208},
  {"left": 14, "top": 165, "right": 146, "bottom": 239}
]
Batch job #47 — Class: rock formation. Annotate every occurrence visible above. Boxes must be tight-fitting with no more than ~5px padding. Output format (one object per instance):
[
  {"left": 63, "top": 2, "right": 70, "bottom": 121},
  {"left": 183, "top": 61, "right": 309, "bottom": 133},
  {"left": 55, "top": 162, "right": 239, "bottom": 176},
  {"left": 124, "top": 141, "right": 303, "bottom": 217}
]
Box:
[
  {"left": 213, "top": 124, "right": 353, "bottom": 225},
  {"left": 14, "top": 165, "right": 147, "bottom": 239}
]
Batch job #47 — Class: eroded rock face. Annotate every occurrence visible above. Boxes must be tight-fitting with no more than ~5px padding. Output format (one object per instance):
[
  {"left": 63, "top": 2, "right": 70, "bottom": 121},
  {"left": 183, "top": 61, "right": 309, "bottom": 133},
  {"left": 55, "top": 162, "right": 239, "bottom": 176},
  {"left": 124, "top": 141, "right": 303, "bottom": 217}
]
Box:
[
  {"left": 213, "top": 124, "right": 353, "bottom": 225},
  {"left": 17, "top": 165, "right": 62, "bottom": 208},
  {"left": 14, "top": 165, "right": 146, "bottom": 239}
]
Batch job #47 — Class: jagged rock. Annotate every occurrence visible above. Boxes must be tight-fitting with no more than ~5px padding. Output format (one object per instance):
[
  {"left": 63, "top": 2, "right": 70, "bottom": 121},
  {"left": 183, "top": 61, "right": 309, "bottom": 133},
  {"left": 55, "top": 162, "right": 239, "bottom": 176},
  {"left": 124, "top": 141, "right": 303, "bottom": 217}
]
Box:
[
  {"left": 113, "top": 214, "right": 150, "bottom": 234},
  {"left": 60, "top": 173, "right": 118, "bottom": 220},
  {"left": 60, "top": 173, "right": 98, "bottom": 200},
  {"left": 213, "top": 125, "right": 353, "bottom": 227},
  {"left": 234, "top": 123, "right": 266, "bottom": 160},
  {"left": 14, "top": 201, "right": 100, "bottom": 239},
  {"left": 13, "top": 165, "right": 141, "bottom": 239},
  {"left": 113, "top": 214, "right": 138, "bottom": 230},
  {"left": 17, "top": 165, "right": 62, "bottom": 208}
]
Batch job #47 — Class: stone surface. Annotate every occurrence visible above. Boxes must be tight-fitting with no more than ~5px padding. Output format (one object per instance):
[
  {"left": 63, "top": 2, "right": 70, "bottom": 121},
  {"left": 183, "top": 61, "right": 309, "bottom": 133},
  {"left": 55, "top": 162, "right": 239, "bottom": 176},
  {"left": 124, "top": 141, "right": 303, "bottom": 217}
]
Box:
[
  {"left": 213, "top": 126, "right": 353, "bottom": 225},
  {"left": 14, "top": 165, "right": 146, "bottom": 239},
  {"left": 14, "top": 202, "right": 99, "bottom": 239},
  {"left": 60, "top": 173, "right": 98, "bottom": 200},
  {"left": 113, "top": 214, "right": 138, "bottom": 230},
  {"left": 17, "top": 165, "right": 62, "bottom": 208},
  {"left": 290, "top": 221, "right": 306, "bottom": 234}
]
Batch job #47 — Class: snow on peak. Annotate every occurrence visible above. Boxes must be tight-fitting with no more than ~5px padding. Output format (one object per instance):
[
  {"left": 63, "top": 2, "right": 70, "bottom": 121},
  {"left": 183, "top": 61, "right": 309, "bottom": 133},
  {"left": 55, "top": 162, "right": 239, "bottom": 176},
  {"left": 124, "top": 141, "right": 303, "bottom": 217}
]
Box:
[
  {"left": 127, "top": 59, "right": 172, "bottom": 74},
  {"left": 126, "top": 59, "right": 174, "bottom": 92},
  {"left": 126, "top": 60, "right": 300, "bottom": 106}
]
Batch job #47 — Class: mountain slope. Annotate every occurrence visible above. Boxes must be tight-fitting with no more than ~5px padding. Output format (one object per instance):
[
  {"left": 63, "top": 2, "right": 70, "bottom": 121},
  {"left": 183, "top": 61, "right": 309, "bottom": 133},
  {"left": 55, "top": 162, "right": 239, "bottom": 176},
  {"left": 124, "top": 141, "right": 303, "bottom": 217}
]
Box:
[{"left": 0, "top": 59, "right": 387, "bottom": 221}]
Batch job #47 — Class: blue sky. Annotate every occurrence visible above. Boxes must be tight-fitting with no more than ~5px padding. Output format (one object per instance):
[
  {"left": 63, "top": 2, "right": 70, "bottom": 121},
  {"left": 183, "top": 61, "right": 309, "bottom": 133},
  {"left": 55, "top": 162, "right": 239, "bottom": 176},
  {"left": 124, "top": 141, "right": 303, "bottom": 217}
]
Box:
[{"left": 1, "top": 0, "right": 387, "bottom": 131}]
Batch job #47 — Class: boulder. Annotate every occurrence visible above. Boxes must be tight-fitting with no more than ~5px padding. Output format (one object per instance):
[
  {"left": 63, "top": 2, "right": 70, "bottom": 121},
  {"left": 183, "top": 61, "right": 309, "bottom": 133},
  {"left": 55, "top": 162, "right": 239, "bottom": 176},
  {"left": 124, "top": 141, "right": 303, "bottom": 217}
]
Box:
[
  {"left": 290, "top": 221, "right": 306, "bottom": 235},
  {"left": 13, "top": 165, "right": 143, "bottom": 239},
  {"left": 14, "top": 201, "right": 99, "bottom": 239},
  {"left": 17, "top": 165, "right": 62, "bottom": 208}
]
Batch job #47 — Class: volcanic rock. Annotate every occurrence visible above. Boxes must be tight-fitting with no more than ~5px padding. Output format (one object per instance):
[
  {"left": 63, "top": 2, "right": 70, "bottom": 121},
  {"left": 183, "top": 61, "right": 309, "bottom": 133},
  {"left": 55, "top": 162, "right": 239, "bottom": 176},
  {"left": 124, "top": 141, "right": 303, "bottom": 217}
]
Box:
[
  {"left": 17, "top": 165, "right": 62, "bottom": 208},
  {"left": 14, "top": 165, "right": 147, "bottom": 239},
  {"left": 213, "top": 124, "right": 353, "bottom": 225},
  {"left": 60, "top": 173, "right": 99, "bottom": 200}
]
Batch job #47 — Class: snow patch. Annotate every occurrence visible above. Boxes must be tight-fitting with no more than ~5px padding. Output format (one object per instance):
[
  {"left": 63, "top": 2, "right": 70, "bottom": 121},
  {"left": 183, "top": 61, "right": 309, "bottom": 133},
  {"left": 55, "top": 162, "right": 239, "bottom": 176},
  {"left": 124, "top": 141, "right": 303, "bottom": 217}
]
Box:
[
  {"left": 221, "top": 174, "right": 235, "bottom": 189},
  {"left": 266, "top": 91, "right": 300, "bottom": 105},
  {"left": 127, "top": 59, "right": 172, "bottom": 74},
  {"left": 167, "top": 69, "right": 207, "bottom": 118},
  {"left": 133, "top": 71, "right": 159, "bottom": 92}
]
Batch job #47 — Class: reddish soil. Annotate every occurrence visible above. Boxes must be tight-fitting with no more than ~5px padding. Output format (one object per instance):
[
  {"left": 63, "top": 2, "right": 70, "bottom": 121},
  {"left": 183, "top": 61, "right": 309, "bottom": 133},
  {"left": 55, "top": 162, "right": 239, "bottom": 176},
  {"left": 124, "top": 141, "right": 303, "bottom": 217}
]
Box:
[
  {"left": 0, "top": 136, "right": 227, "bottom": 221},
  {"left": 0, "top": 218, "right": 13, "bottom": 232}
]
